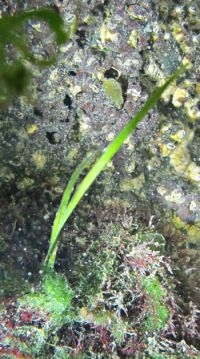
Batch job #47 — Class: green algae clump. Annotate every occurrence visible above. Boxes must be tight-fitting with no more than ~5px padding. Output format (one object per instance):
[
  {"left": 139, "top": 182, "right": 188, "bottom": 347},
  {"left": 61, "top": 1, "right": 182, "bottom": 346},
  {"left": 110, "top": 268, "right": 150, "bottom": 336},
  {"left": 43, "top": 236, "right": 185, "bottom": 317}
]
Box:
[
  {"left": 103, "top": 78, "right": 124, "bottom": 109},
  {"left": 142, "top": 276, "right": 169, "bottom": 331},
  {"left": 19, "top": 272, "right": 73, "bottom": 327}
]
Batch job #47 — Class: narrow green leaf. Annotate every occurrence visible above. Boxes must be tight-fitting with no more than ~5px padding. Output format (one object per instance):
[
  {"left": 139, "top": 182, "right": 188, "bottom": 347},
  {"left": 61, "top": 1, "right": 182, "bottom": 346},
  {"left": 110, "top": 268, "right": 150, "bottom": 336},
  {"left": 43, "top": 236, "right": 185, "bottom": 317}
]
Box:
[
  {"left": 44, "top": 153, "right": 96, "bottom": 269},
  {"left": 44, "top": 65, "right": 187, "bottom": 270}
]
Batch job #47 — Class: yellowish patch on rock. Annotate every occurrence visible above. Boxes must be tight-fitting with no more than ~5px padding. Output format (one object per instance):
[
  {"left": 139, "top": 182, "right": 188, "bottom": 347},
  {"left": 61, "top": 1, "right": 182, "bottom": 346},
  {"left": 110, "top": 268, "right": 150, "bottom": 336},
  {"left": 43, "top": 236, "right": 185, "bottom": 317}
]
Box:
[
  {"left": 106, "top": 131, "right": 115, "bottom": 142},
  {"left": 32, "top": 151, "right": 46, "bottom": 169},
  {"left": 69, "top": 84, "right": 82, "bottom": 97},
  {"left": 184, "top": 97, "right": 200, "bottom": 121},
  {"left": 66, "top": 147, "right": 79, "bottom": 163},
  {"left": 172, "top": 88, "right": 189, "bottom": 108},
  {"left": 128, "top": 29, "right": 138, "bottom": 48},
  {"left": 172, "top": 214, "right": 186, "bottom": 230},
  {"left": 195, "top": 83, "right": 200, "bottom": 95},
  {"left": 170, "top": 129, "right": 186, "bottom": 143},
  {"left": 100, "top": 23, "right": 118, "bottom": 44},
  {"left": 159, "top": 143, "right": 174, "bottom": 157},
  {"left": 79, "top": 114, "right": 92, "bottom": 133},
  {"left": 157, "top": 185, "right": 167, "bottom": 196},
  {"left": 27, "top": 124, "right": 39, "bottom": 135},
  {"left": 120, "top": 174, "right": 145, "bottom": 194},
  {"left": 17, "top": 177, "right": 34, "bottom": 190},
  {"left": 185, "top": 162, "right": 200, "bottom": 183},
  {"left": 169, "top": 131, "right": 200, "bottom": 184},
  {"left": 49, "top": 68, "right": 59, "bottom": 82},
  {"left": 187, "top": 224, "right": 200, "bottom": 243},
  {"left": 125, "top": 161, "right": 136, "bottom": 174},
  {"left": 173, "top": 214, "right": 200, "bottom": 244},
  {"left": 170, "top": 145, "right": 190, "bottom": 173},
  {"left": 171, "top": 22, "right": 185, "bottom": 42},
  {"left": 189, "top": 200, "right": 197, "bottom": 212},
  {"left": 165, "top": 189, "right": 185, "bottom": 204},
  {"left": 160, "top": 124, "right": 172, "bottom": 133}
]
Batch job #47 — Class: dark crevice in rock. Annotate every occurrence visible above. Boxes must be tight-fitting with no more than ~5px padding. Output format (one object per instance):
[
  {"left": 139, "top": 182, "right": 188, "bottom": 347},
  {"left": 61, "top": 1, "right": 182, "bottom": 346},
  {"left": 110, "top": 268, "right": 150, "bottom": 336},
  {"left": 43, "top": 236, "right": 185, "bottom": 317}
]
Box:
[
  {"left": 75, "top": 28, "right": 87, "bottom": 48},
  {"left": 104, "top": 67, "right": 119, "bottom": 79},
  {"left": 63, "top": 94, "right": 72, "bottom": 109},
  {"left": 46, "top": 131, "right": 61, "bottom": 145}
]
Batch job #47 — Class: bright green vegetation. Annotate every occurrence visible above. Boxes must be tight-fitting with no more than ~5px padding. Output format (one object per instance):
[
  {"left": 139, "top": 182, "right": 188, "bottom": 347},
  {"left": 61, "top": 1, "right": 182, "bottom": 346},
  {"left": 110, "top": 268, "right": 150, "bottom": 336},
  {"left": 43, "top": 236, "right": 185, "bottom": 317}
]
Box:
[
  {"left": 0, "top": 8, "right": 69, "bottom": 107},
  {"left": 3, "top": 272, "right": 73, "bottom": 357},
  {"left": 103, "top": 78, "right": 124, "bottom": 108},
  {"left": 19, "top": 225, "right": 170, "bottom": 356},
  {"left": 44, "top": 64, "right": 187, "bottom": 271},
  {"left": 20, "top": 272, "right": 73, "bottom": 327},
  {"left": 44, "top": 152, "right": 96, "bottom": 270},
  {"left": 142, "top": 276, "right": 169, "bottom": 331}
]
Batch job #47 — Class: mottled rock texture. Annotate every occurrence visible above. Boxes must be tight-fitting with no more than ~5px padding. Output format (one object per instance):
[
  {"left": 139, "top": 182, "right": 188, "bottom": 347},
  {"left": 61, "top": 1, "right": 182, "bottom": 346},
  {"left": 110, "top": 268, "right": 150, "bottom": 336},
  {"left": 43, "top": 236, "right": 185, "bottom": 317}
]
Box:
[{"left": 0, "top": 0, "right": 200, "bottom": 317}]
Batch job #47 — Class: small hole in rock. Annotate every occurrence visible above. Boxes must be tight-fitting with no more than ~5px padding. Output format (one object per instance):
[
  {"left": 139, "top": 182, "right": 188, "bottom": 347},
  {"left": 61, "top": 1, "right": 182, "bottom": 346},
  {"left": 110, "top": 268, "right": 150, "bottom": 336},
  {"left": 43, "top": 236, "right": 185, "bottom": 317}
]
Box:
[
  {"left": 104, "top": 67, "right": 119, "bottom": 79},
  {"left": 33, "top": 108, "right": 43, "bottom": 117},
  {"left": 63, "top": 94, "right": 72, "bottom": 109},
  {"left": 46, "top": 131, "right": 61, "bottom": 145},
  {"left": 68, "top": 70, "right": 77, "bottom": 76},
  {"left": 60, "top": 118, "right": 70, "bottom": 123},
  {"left": 76, "top": 29, "right": 87, "bottom": 47},
  {"left": 119, "top": 76, "right": 128, "bottom": 99}
]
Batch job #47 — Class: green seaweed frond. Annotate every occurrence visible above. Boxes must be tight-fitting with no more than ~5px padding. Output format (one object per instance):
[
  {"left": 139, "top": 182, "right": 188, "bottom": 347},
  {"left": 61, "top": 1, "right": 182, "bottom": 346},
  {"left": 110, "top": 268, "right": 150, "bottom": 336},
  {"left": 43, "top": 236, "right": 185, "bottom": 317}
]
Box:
[
  {"left": 44, "top": 64, "right": 188, "bottom": 271},
  {"left": 19, "top": 272, "right": 73, "bottom": 327}
]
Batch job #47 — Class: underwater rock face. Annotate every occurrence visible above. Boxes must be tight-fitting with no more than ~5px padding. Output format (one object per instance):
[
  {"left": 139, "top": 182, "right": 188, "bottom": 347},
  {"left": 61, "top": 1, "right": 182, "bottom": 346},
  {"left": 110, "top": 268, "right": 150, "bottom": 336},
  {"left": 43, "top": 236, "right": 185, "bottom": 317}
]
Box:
[
  {"left": 0, "top": 0, "right": 200, "bottom": 317},
  {"left": 0, "top": 0, "right": 158, "bottom": 193},
  {"left": 1, "top": 1, "right": 200, "bottom": 358}
]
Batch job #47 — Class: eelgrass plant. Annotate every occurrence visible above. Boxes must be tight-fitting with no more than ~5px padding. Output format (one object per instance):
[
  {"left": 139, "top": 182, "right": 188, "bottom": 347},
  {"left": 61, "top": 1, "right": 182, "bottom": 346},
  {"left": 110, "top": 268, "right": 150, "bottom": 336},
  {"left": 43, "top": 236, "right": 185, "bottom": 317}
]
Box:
[{"left": 44, "top": 64, "right": 188, "bottom": 271}]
